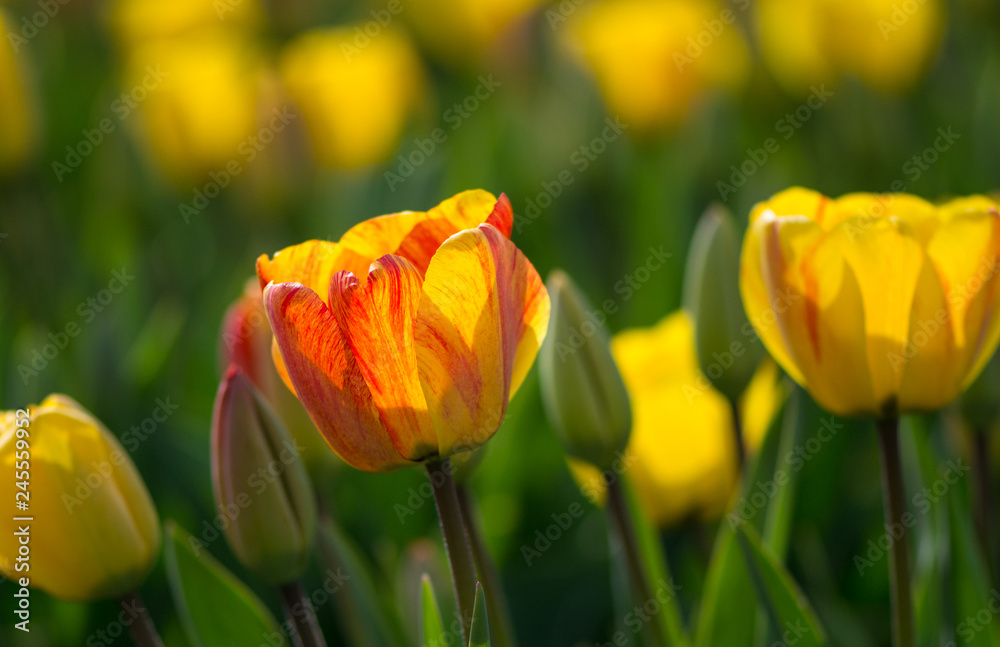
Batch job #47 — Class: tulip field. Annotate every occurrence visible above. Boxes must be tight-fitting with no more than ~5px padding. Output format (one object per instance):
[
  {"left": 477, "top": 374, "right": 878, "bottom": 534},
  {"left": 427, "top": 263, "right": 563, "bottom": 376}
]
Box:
[{"left": 4, "top": 0, "right": 1000, "bottom": 646}]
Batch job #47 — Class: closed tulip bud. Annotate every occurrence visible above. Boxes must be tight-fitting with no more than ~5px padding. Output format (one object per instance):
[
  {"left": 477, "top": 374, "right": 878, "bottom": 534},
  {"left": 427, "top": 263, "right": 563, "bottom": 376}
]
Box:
[
  {"left": 212, "top": 367, "right": 316, "bottom": 584},
  {"left": 0, "top": 395, "right": 160, "bottom": 601},
  {"left": 684, "top": 204, "right": 762, "bottom": 403},
  {"left": 539, "top": 270, "right": 632, "bottom": 470}
]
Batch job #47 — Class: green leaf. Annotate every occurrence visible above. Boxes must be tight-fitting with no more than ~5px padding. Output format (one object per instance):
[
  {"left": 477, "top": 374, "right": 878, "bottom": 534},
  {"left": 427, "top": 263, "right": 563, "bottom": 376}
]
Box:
[
  {"left": 316, "top": 510, "right": 406, "bottom": 647},
  {"left": 422, "top": 575, "right": 446, "bottom": 647},
  {"left": 468, "top": 583, "right": 491, "bottom": 647},
  {"left": 763, "top": 388, "right": 807, "bottom": 560},
  {"left": 735, "top": 525, "right": 825, "bottom": 647},
  {"left": 163, "top": 521, "right": 285, "bottom": 647},
  {"left": 695, "top": 527, "right": 756, "bottom": 647}
]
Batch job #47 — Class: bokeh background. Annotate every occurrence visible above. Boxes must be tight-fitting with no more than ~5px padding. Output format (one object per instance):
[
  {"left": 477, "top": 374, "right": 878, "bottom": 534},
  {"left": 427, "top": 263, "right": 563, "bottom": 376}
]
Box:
[{"left": 2, "top": 0, "right": 1000, "bottom": 644}]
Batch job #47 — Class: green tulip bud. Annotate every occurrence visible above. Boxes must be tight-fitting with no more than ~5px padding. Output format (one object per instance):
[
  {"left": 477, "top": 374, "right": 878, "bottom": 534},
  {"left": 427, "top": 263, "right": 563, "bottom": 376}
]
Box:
[
  {"left": 539, "top": 270, "right": 632, "bottom": 470},
  {"left": 212, "top": 366, "right": 317, "bottom": 584},
  {"left": 683, "top": 203, "right": 762, "bottom": 402}
]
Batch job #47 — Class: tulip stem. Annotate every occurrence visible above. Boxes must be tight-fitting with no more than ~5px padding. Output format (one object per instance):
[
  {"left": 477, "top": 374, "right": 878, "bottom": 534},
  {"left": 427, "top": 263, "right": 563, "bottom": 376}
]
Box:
[
  {"left": 876, "top": 417, "right": 914, "bottom": 647},
  {"left": 972, "top": 429, "right": 995, "bottom": 580},
  {"left": 120, "top": 591, "right": 163, "bottom": 647},
  {"left": 729, "top": 399, "right": 746, "bottom": 476},
  {"left": 279, "top": 581, "right": 328, "bottom": 647},
  {"left": 606, "top": 477, "right": 667, "bottom": 647},
  {"left": 427, "top": 459, "right": 478, "bottom": 644},
  {"left": 457, "top": 483, "right": 519, "bottom": 647}
]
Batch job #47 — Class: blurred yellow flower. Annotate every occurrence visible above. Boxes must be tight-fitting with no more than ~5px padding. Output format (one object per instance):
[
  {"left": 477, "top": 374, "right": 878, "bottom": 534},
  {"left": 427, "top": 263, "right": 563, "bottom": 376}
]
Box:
[
  {"left": 279, "top": 26, "right": 424, "bottom": 170},
  {"left": 571, "top": 312, "right": 784, "bottom": 527},
  {"left": 110, "top": 0, "right": 263, "bottom": 49},
  {"left": 0, "top": 10, "right": 39, "bottom": 173},
  {"left": 0, "top": 396, "right": 160, "bottom": 602},
  {"left": 756, "top": 0, "right": 944, "bottom": 95},
  {"left": 405, "top": 0, "right": 542, "bottom": 66},
  {"left": 123, "top": 32, "right": 267, "bottom": 185},
  {"left": 565, "top": 0, "right": 750, "bottom": 130},
  {"left": 741, "top": 188, "right": 1000, "bottom": 419}
]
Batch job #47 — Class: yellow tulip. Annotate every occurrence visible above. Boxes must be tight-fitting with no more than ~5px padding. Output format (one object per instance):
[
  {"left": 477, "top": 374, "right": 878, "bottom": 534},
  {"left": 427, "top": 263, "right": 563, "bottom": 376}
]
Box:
[
  {"left": 741, "top": 187, "right": 1000, "bottom": 419},
  {"left": 110, "top": 0, "right": 263, "bottom": 49},
  {"left": 0, "top": 396, "right": 160, "bottom": 601},
  {"left": 123, "top": 32, "right": 267, "bottom": 185},
  {"left": 405, "top": 0, "right": 543, "bottom": 66},
  {"left": 564, "top": 0, "right": 750, "bottom": 130},
  {"left": 0, "top": 9, "right": 39, "bottom": 173},
  {"left": 570, "top": 312, "right": 784, "bottom": 527},
  {"left": 279, "top": 27, "right": 424, "bottom": 170},
  {"left": 756, "top": 0, "right": 944, "bottom": 95}
]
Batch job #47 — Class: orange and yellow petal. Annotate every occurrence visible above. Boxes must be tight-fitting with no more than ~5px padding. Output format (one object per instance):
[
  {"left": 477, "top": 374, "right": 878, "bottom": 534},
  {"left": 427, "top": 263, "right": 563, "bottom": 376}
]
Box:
[
  {"left": 263, "top": 282, "right": 410, "bottom": 472},
  {"left": 328, "top": 256, "right": 438, "bottom": 461},
  {"left": 414, "top": 224, "right": 547, "bottom": 456}
]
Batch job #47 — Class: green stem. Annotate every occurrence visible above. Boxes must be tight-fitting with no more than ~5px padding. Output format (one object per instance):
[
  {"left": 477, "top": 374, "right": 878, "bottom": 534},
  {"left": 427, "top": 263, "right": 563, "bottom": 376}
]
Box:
[
  {"left": 279, "top": 581, "right": 328, "bottom": 647},
  {"left": 119, "top": 591, "right": 163, "bottom": 647},
  {"left": 876, "top": 418, "right": 914, "bottom": 647},
  {"left": 606, "top": 477, "right": 667, "bottom": 647},
  {"left": 457, "top": 484, "right": 519, "bottom": 647},
  {"left": 972, "top": 429, "right": 995, "bottom": 581},
  {"left": 730, "top": 399, "right": 746, "bottom": 477},
  {"left": 427, "top": 459, "right": 477, "bottom": 643}
]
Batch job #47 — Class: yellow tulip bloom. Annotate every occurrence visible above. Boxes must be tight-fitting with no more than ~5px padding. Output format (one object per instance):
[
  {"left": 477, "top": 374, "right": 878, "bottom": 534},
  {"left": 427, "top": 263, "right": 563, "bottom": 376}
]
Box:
[
  {"left": 0, "top": 9, "right": 39, "bottom": 173},
  {"left": 405, "top": 0, "right": 543, "bottom": 66},
  {"left": 571, "top": 312, "right": 784, "bottom": 527},
  {"left": 0, "top": 396, "right": 160, "bottom": 601},
  {"left": 741, "top": 188, "right": 1000, "bottom": 419},
  {"left": 279, "top": 27, "right": 424, "bottom": 170},
  {"left": 123, "top": 32, "right": 267, "bottom": 185},
  {"left": 565, "top": 0, "right": 750, "bottom": 130},
  {"left": 110, "top": 0, "right": 263, "bottom": 49},
  {"left": 756, "top": 0, "right": 944, "bottom": 95}
]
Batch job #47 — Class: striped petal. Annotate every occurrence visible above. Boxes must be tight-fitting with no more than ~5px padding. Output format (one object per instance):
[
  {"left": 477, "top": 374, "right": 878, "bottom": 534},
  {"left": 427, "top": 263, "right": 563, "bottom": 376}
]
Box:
[
  {"left": 414, "top": 224, "right": 548, "bottom": 456},
  {"left": 263, "top": 282, "right": 410, "bottom": 472},
  {"left": 328, "top": 255, "right": 438, "bottom": 461}
]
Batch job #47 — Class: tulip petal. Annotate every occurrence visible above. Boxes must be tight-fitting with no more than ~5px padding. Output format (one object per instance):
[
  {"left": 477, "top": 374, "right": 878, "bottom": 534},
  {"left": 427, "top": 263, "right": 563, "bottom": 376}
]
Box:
[
  {"left": 415, "top": 224, "right": 548, "bottom": 456},
  {"left": 756, "top": 214, "right": 877, "bottom": 416},
  {"left": 329, "top": 255, "right": 438, "bottom": 461},
  {"left": 264, "top": 282, "right": 411, "bottom": 472}
]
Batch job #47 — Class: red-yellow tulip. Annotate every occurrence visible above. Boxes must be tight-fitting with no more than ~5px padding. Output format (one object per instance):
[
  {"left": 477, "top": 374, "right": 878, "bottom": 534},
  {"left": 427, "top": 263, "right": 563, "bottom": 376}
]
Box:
[
  {"left": 741, "top": 188, "right": 1000, "bottom": 419},
  {"left": 257, "top": 190, "right": 550, "bottom": 472}
]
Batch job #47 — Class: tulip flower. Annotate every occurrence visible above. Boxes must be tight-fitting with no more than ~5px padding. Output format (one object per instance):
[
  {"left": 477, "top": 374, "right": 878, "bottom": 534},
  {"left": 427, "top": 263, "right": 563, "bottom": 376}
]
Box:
[
  {"left": 740, "top": 187, "right": 1000, "bottom": 647},
  {"left": 258, "top": 189, "right": 549, "bottom": 641},
  {"left": 219, "top": 280, "right": 329, "bottom": 467},
  {"left": 0, "top": 396, "right": 160, "bottom": 602},
  {"left": 0, "top": 9, "right": 39, "bottom": 173},
  {"left": 405, "top": 0, "right": 543, "bottom": 66},
  {"left": 755, "top": 0, "right": 944, "bottom": 95},
  {"left": 564, "top": 0, "right": 749, "bottom": 130},
  {"left": 279, "top": 27, "right": 423, "bottom": 169},
  {"left": 539, "top": 270, "right": 632, "bottom": 471},
  {"left": 569, "top": 312, "right": 784, "bottom": 528},
  {"left": 110, "top": 0, "right": 263, "bottom": 48}
]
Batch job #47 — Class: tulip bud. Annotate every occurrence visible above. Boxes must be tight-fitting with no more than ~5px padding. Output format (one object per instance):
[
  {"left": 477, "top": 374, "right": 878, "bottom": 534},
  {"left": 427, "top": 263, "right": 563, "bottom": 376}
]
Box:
[
  {"left": 212, "top": 367, "right": 316, "bottom": 584},
  {"left": 0, "top": 395, "right": 160, "bottom": 601},
  {"left": 539, "top": 270, "right": 632, "bottom": 470},
  {"left": 684, "top": 203, "right": 762, "bottom": 402}
]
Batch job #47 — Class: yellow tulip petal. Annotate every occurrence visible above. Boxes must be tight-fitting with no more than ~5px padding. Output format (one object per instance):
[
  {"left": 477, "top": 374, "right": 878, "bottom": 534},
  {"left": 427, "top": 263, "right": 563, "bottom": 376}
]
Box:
[{"left": 415, "top": 224, "right": 547, "bottom": 456}]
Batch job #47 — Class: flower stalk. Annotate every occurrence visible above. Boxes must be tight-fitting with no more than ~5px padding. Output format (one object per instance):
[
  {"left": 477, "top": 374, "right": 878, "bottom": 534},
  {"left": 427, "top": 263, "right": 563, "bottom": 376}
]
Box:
[
  {"left": 876, "top": 418, "right": 914, "bottom": 647},
  {"left": 279, "top": 581, "right": 328, "bottom": 647},
  {"left": 120, "top": 591, "right": 163, "bottom": 647}
]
